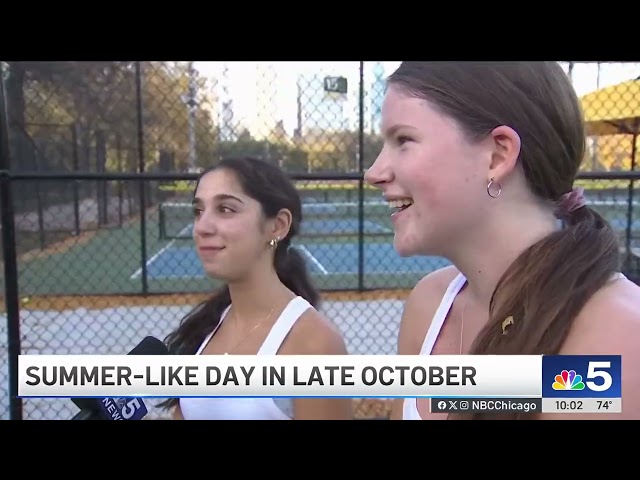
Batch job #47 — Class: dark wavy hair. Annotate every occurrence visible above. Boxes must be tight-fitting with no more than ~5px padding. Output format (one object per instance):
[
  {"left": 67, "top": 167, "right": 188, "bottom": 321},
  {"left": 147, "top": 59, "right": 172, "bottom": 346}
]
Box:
[{"left": 158, "top": 156, "right": 320, "bottom": 410}]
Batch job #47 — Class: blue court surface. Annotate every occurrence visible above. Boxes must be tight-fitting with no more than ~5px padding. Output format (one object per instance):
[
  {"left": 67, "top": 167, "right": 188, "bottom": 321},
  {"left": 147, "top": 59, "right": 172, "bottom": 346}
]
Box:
[
  {"left": 301, "top": 219, "right": 391, "bottom": 235},
  {"left": 139, "top": 242, "right": 449, "bottom": 279},
  {"left": 165, "top": 218, "right": 392, "bottom": 238}
]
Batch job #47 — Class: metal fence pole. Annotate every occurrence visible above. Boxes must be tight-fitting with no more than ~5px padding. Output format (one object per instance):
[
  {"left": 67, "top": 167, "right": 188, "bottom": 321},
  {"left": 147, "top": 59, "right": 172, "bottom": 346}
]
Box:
[
  {"left": 0, "top": 62, "right": 23, "bottom": 420},
  {"left": 135, "top": 62, "right": 149, "bottom": 295},
  {"left": 625, "top": 131, "right": 637, "bottom": 259},
  {"left": 70, "top": 123, "right": 81, "bottom": 236},
  {"left": 357, "top": 61, "right": 365, "bottom": 291}
]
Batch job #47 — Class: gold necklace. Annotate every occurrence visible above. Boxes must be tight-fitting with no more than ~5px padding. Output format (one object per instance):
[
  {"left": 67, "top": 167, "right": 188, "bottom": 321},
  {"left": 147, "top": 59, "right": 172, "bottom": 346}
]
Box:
[
  {"left": 459, "top": 301, "right": 467, "bottom": 355},
  {"left": 223, "top": 304, "right": 276, "bottom": 355}
]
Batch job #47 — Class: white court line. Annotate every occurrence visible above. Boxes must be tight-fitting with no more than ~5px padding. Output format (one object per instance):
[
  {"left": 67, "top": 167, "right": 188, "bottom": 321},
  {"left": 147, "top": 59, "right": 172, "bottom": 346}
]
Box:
[
  {"left": 130, "top": 240, "right": 176, "bottom": 279},
  {"left": 129, "top": 224, "right": 192, "bottom": 279},
  {"left": 298, "top": 244, "right": 329, "bottom": 275}
]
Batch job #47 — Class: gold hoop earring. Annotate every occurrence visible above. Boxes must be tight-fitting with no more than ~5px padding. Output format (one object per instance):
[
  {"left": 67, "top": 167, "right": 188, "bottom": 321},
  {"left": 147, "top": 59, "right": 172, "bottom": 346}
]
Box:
[
  {"left": 487, "top": 178, "right": 502, "bottom": 198},
  {"left": 269, "top": 237, "right": 278, "bottom": 248}
]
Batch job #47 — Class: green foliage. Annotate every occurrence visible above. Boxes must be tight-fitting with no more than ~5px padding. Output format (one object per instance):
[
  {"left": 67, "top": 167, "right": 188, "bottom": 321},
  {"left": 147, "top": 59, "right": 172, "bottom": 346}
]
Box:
[{"left": 4, "top": 62, "right": 386, "bottom": 175}]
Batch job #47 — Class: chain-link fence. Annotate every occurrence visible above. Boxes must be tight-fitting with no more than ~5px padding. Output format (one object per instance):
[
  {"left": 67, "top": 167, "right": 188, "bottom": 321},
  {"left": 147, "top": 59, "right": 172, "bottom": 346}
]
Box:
[{"left": 1, "top": 61, "right": 639, "bottom": 421}]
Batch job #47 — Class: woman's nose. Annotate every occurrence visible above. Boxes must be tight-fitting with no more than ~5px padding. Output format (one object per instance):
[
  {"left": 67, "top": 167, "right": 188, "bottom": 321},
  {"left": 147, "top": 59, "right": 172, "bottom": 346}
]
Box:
[
  {"left": 193, "top": 214, "right": 215, "bottom": 237},
  {"left": 364, "top": 154, "right": 393, "bottom": 187}
]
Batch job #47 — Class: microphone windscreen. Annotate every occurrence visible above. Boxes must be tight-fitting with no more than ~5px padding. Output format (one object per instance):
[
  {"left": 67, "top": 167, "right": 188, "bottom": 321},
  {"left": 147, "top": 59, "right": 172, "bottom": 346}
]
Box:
[
  {"left": 68, "top": 336, "right": 168, "bottom": 419},
  {"left": 128, "top": 336, "right": 169, "bottom": 356},
  {"left": 72, "top": 397, "right": 94, "bottom": 410}
]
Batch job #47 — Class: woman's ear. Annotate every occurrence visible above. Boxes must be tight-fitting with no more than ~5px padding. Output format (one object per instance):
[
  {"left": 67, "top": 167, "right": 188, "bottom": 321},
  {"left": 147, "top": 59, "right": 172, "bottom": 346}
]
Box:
[
  {"left": 270, "top": 208, "right": 293, "bottom": 241},
  {"left": 487, "top": 125, "right": 522, "bottom": 183}
]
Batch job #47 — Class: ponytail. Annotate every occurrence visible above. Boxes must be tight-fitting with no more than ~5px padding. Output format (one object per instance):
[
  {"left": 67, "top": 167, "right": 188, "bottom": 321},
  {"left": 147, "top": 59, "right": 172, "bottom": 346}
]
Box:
[
  {"left": 157, "top": 285, "right": 231, "bottom": 410},
  {"left": 274, "top": 241, "right": 321, "bottom": 309},
  {"left": 451, "top": 206, "right": 620, "bottom": 419}
]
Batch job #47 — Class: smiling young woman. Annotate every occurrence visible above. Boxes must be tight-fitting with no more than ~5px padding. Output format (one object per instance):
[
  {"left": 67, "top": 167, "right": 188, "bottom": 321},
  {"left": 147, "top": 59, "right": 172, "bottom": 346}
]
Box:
[
  {"left": 365, "top": 61, "right": 640, "bottom": 420},
  {"left": 158, "top": 156, "right": 352, "bottom": 421}
]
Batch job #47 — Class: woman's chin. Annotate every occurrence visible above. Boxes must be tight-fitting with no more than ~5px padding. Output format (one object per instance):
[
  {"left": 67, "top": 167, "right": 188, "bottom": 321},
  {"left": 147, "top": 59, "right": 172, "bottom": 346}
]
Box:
[
  {"left": 393, "top": 235, "right": 418, "bottom": 257},
  {"left": 393, "top": 231, "right": 439, "bottom": 258},
  {"left": 201, "top": 264, "right": 226, "bottom": 280}
]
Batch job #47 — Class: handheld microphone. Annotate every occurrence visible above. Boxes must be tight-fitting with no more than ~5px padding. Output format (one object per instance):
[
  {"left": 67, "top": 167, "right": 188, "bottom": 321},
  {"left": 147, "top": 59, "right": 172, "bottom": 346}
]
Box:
[{"left": 70, "top": 336, "right": 169, "bottom": 420}]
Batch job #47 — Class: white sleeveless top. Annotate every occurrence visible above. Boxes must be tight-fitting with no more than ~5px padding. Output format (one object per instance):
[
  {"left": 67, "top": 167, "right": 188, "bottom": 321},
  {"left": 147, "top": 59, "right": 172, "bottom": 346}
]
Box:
[
  {"left": 402, "top": 271, "right": 628, "bottom": 420},
  {"left": 402, "top": 273, "right": 467, "bottom": 420},
  {"left": 179, "top": 296, "right": 312, "bottom": 420}
]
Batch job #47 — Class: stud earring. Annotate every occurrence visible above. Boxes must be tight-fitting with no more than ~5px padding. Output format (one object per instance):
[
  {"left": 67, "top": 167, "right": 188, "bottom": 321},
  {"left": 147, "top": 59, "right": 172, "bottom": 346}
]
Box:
[{"left": 269, "top": 237, "right": 278, "bottom": 248}]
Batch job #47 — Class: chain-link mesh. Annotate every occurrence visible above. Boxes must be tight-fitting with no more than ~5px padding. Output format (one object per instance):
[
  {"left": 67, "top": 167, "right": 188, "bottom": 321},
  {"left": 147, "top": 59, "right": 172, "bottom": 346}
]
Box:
[{"left": 1, "top": 61, "right": 639, "bottom": 420}]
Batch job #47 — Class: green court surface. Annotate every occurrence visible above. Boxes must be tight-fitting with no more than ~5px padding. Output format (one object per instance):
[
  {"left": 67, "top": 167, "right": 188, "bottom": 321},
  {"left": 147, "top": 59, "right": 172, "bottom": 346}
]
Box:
[{"left": 9, "top": 197, "right": 639, "bottom": 298}]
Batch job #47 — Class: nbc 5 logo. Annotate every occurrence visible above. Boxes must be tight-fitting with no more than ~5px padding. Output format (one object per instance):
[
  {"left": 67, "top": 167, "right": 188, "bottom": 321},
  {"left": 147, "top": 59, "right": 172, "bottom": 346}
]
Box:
[
  {"left": 115, "top": 398, "right": 145, "bottom": 419},
  {"left": 552, "top": 361, "right": 612, "bottom": 392},
  {"left": 544, "top": 355, "right": 621, "bottom": 398},
  {"left": 585, "top": 361, "right": 614, "bottom": 391}
]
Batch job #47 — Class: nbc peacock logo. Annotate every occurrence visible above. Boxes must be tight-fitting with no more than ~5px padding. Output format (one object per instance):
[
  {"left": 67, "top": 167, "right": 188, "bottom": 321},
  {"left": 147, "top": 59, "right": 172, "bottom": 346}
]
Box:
[{"left": 552, "top": 369, "right": 585, "bottom": 391}]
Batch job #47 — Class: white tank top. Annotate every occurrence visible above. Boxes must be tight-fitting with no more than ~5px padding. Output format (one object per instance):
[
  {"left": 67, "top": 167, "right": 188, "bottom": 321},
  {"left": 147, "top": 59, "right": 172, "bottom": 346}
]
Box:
[
  {"left": 179, "top": 296, "right": 312, "bottom": 420},
  {"left": 402, "top": 273, "right": 467, "bottom": 420},
  {"left": 401, "top": 271, "right": 628, "bottom": 420}
]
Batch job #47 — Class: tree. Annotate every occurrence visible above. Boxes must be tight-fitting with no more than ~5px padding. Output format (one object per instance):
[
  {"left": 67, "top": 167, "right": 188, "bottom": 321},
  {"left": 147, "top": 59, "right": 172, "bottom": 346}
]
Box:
[{"left": 4, "top": 61, "right": 218, "bottom": 173}]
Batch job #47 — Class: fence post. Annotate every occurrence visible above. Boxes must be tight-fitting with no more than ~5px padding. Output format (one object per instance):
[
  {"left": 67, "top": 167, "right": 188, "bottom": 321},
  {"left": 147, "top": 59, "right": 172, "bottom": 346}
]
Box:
[
  {"left": 135, "top": 62, "right": 149, "bottom": 295},
  {"left": 357, "top": 61, "right": 365, "bottom": 291},
  {"left": 624, "top": 133, "right": 637, "bottom": 260},
  {"left": 70, "top": 123, "right": 81, "bottom": 236},
  {"left": 0, "top": 62, "right": 23, "bottom": 420},
  {"left": 116, "top": 133, "right": 123, "bottom": 227}
]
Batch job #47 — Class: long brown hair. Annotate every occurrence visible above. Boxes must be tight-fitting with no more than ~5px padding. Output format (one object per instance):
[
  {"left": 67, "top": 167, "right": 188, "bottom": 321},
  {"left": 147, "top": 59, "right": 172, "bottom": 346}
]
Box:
[
  {"left": 387, "top": 62, "right": 620, "bottom": 419},
  {"left": 158, "top": 156, "right": 321, "bottom": 411}
]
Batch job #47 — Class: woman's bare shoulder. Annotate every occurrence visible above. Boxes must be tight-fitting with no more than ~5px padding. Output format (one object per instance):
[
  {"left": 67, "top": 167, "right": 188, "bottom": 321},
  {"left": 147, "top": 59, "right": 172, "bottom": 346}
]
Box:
[
  {"left": 567, "top": 274, "right": 640, "bottom": 350},
  {"left": 398, "top": 266, "right": 462, "bottom": 355},
  {"left": 548, "top": 275, "right": 640, "bottom": 420},
  {"left": 282, "top": 305, "right": 349, "bottom": 356}
]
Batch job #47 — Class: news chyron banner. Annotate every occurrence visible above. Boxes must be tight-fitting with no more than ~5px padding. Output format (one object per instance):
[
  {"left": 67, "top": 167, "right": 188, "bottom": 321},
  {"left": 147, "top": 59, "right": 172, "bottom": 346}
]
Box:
[
  {"left": 429, "top": 355, "right": 622, "bottom": 415},
  {"left": 17, "top": 354, "right": 622, "bottom": 415}
]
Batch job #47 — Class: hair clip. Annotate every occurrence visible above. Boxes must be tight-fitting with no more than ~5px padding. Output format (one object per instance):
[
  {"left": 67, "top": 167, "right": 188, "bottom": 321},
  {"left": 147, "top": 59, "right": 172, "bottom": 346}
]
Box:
[{"left": 501, "top": 316, "right": 514, "bottom": 335}]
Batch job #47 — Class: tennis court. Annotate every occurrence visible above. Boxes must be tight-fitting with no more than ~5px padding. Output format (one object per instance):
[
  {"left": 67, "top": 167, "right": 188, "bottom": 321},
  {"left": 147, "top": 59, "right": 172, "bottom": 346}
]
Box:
[
  {"left": 137, "top": 200, "right": 449, "bottom": 285},
  {"left": 10, "top": 195, "right": 640, "bottom": 298},
  {"left": 148, "top": 196, "right": 640, "bottom": 282},
  {"left": 158, "top": 200, "right": 395, "bottom": 238},
  {"left": 133, "top": 240, "right": 450, "bottom": 280}
]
